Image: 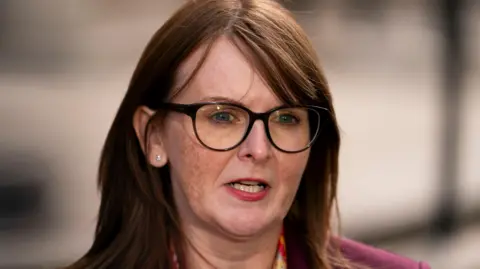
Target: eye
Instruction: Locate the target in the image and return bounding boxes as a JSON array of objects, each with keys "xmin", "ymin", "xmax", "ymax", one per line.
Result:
[
  {"xmin": 275, "ymin": 113, "xmax": 299, "ymax": 124},
  {"xmin": 210, "ymin": 111, "xmax": 235, "ymax": 123}
]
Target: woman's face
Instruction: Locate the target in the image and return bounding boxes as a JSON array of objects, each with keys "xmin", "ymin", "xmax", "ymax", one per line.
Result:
[{"xmin": 150, "ymin": 37, "xmax": 310, "ymax": 237}]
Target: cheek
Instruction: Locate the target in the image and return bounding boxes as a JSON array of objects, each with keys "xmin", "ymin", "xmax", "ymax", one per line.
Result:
[
  {"xmin": 164, "ymin": 120, "xmax": 229, "ymax": 201},
  {"xmin": 278, "ymin": 151, "xmax": 309, "ymax": 182},
  {"xmin": 276, "ymin": 151, "xmax": 309, "ymax": 201}
]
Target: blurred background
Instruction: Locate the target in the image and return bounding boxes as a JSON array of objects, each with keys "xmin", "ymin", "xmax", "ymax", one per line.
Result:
[{"xmin": 0, "ymin": 0, "xmax": 478, "ymax": 268}]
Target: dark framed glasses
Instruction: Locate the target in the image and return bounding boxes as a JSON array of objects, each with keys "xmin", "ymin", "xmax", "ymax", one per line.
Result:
[{"xmin": 157, "ymin": 102, "xmax": 330, "ymax": 153}]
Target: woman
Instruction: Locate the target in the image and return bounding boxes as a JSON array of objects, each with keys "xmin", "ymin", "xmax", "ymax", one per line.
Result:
[{"xmin": 66, "ymin": 0, "xmax": 430, "ymax": 268}]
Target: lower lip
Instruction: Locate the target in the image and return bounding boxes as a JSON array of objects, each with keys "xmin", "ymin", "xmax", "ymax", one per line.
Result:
[{"xmin": 225, "ymin": 184, "xmax": 269, "ymax": 202}]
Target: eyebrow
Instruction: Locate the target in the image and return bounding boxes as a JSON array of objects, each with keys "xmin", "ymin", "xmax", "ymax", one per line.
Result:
[
  {"xmin": 199, "ymin": 96, "xmax": 246, "ymax": 106},
  {"xmin": 199, "ymin": 96, "xmax": 288, "ymax": 111}
]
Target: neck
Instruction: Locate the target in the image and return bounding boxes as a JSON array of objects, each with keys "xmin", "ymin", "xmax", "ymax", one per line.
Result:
[{"xmin": 179, "ymin": 222, "xmax": 283, "ymax": 269}]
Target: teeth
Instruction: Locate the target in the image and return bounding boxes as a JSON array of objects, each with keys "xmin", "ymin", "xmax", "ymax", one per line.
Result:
[
  {"xmin": 239, "ymin": 181, "xmax": 261, "ymax": 185},
  {"xmin": 230, "ymin": 183, "xmax": 265, "ymax": 193}
]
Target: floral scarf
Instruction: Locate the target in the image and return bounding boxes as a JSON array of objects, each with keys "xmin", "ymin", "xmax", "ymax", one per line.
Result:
[{"xmin": 172, "ymin": 228, "xmax": 287, "ymax": 269}]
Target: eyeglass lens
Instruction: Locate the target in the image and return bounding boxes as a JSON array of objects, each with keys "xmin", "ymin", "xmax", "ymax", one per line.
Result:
[{"xmin": 193, "ymin": 104, "xmax": 320, "ymax": 152}]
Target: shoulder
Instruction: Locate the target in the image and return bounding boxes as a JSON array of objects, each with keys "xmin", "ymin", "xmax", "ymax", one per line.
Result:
[
  {"xmin": 336, "ymin": 237, "xmax": 431, "ymax": 269},
  {"xmin": 283, "ymin": 224, "xmax": 431, "ymax": 269}
]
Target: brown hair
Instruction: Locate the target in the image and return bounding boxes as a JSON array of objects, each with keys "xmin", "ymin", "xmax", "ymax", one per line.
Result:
[{"xmin": 66, "ymin": 0, "xmax": 350, "ymax": 268}]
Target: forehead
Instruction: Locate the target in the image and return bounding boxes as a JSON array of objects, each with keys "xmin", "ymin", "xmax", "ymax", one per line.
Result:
[{"xmin": 172, "ymin": 36, "xmax": 282, "ymax": 108}]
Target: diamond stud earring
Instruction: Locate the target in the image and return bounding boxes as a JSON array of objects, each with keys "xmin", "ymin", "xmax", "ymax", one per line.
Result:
[{"xmin": 155, "ymin": 155, "xmax": 162, "ymax": 162}]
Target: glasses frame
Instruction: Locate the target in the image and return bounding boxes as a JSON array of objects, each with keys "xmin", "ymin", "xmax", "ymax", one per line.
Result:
[{"xmin": 157, "ymin": 102, "xmax": 330, "ymax": 154}]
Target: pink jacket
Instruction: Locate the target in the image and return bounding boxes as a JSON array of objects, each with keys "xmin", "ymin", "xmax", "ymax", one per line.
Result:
[{"xmin": 285, "ymin": 228, "xmax": 431, "ymax": 269}]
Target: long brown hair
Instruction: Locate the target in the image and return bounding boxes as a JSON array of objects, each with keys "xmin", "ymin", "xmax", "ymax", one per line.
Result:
[{"xmin": 66, "ymin": 0, "xmax": 347, "ymax": 268}]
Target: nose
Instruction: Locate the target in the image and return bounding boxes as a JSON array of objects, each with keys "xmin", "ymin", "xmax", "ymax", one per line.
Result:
[{"xmin": 237, "ymin": 120, "xmax": 272, "ymax": 162}]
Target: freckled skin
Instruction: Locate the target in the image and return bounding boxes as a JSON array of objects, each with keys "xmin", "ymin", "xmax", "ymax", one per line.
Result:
[{"xmin": 158, "ymin": 37, "xmax": 310, "ymax": 239}]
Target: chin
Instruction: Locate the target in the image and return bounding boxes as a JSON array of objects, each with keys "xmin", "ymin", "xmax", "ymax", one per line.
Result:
[{"xmin": 214, "ymin": 210, "xmax": 273, "ymax": 238}]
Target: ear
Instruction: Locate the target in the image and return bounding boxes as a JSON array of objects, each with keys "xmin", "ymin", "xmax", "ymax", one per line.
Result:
[{"xmin": 133, "ymin": 106, "xmax": 168, "ymax": 167}]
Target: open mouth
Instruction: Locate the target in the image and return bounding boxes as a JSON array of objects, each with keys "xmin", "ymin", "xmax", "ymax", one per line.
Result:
[{"xmin": 227, "ymin": 181, "xmax": 268, "ymax": 193}]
